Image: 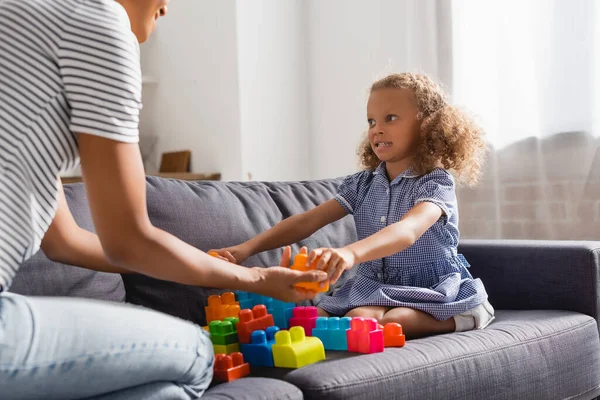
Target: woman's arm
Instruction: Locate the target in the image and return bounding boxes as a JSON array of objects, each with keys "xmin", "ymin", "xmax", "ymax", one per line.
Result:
[
  {"xmin": 212, "ymin": 199, "xmax": 347, "ymax": 264},
  {"xmin": 41, "ymin": 182, "xmax": 130, "ymax": 273},
  {"xmin": 310, "ymin": 202, "xmax": 443, "ymax": 283}
]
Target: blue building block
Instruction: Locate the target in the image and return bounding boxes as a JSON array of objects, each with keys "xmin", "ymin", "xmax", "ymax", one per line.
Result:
[
  {"xmin": 312, "ymin": 317, "xmax": 352, "ymax": 351},
  {"xmin": 267, "ymin": 298, "xmax": 295, "ymax": 329},
  {"xmin": 235, "ymin": 291, "xmax": 254, "ymax": 310},
  {"xmin": 240, "ymin": 326, "xmax": 280, "ymax": 367}
]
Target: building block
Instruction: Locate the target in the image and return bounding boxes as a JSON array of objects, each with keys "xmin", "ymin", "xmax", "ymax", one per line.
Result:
[
  {"xmin": 213, "ymin": 352, "xmax": 250, "ymax": 382},
  {"xmin": 272, "ymin": 326, "xmax": 326, "ymax": 368},
  {"xmin": 209, "ymin": 318, "xmax": 239, "ymax": 346},
  {"xmin": 291, "ymin": 254, "xmax": 329, "ymax": 292},
  {"xmin": 266, "ymin": 298, "xmax": 295, "ymax": 329},
  {"xmin": 205, "ymin": 292, "xmax": 241, "ymax": 324},
  {"xmin": 236, "ymin": 305, "xmax": 275, "ymax": 344},
  {"xmin": 240, "ymin": 326, "xmax": 280, "ymax": 367},
  {"xmin": 213, "ymin": 343, "xmax": 241, "ymax": 355},
  {"xmin": 383, "ymin": 323, "xmax": 406, "ymax": 347},
  {"xmin": 312, "ymin": 317, "xmax": 352, "ymax": 350},
  {"xmin": 202, "ymin": 326, "xmax": 209, "ymax": 331},
  {"xmin": 346, "ymin": 318, "xmax": 384, "ymax": 354},
  {"xmin": 234, "ymin": 291, "xmax": 255, "ymax": 310},
  {"xmin": 289, "ymin": 306, "xmax": 319, "ymax": 336}
]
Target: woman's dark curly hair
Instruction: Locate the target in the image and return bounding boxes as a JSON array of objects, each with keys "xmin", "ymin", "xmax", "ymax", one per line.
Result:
[{"xmin": 359, "ymin": 73, "xmax": 486, "ymax": 186}]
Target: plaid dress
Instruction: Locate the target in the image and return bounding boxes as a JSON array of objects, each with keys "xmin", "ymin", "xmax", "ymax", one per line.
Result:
[{"xmin": 318, "ymin": 163, "xmax": 489, "ymax": 321}]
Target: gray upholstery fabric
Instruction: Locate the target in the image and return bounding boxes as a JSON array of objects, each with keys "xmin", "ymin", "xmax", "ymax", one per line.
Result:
[
  {"xmin": 204, "ymin": 378, "xmax": 303, "ymax": 400},
  {"xmin": 9, "ymin": 183, "xmax": 125, "ymax": 302},
  {"xmin": 459, "ymin": 240, "xmax": 600, "ymax": 330},
  {"xmin": 252, "ymin": 310, "xmax": 600, "ymax": 400},
  {"xmin": 122, "ymin": 177, "xmax": 357, "ymax": 324}
]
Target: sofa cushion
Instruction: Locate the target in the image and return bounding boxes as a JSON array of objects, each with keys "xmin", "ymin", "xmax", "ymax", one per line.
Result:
[
  {"xmin": 251, "ymin": 310, "xmax": 600, "ymax": 400},
  {"xmin": 205, "ymin": 378, "xmax": 303, "ymax": 400},
  {"xmin": 9, "ymin": 183, "xmax": 125, "ymax": 302},
  {"xmin": 122, "ymin": 177, "xmax": 357, "ymax": 324}
]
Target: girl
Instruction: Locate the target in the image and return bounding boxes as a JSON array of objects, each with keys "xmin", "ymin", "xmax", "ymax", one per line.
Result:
[{"xmin": 212, "ymin": 73, "xmax": 494, "ymax": 338}]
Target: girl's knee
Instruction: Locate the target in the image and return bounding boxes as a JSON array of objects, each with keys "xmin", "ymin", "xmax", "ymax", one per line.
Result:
[
  {"xmin": 345, "ymin": 306, "xmax": 388, "ymax": 320},
  {"xmin": 180, "ymin": 328, "xmax": 214, "ymax": 395},
  {"xmin": 316, "ymin": 307, "xmax": 330, "ymax": 317}
]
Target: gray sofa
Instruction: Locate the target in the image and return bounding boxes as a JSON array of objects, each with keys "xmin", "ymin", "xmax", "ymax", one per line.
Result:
[{"xmin": 10, "ymin": 176, "xmax": 600, "ymax": 400}]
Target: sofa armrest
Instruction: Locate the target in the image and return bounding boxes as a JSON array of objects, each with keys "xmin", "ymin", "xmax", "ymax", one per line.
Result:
[{"xmin": 459, "ymin": 240, "xmax": 600, "ymax": 323}]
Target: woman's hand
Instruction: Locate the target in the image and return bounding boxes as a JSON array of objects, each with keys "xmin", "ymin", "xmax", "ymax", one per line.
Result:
[
  {"xmin": 208, "ymin": 244, "xmax": 252, "ymax": 264},
  {"xmin": 308, "ymin": 247, "xmax": 356, "ymax": 285},
  {"xmin": 250, "ymin": 246, "xmax": 327, "ymax": 302}
]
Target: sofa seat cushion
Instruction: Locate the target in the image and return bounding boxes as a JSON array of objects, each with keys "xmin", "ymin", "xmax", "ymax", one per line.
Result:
[
  {"xmin": 252, "ymin": 310, "xmax": 600, "ymax": 400},
  {"xmin": 204, "ymin": 377, "xmax": 303, "ymax": 400}
]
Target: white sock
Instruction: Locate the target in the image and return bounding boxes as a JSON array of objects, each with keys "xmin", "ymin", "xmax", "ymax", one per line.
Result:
[{"xmin": 453, "ymin": 313, "xmax": 476, "ymax": 332}]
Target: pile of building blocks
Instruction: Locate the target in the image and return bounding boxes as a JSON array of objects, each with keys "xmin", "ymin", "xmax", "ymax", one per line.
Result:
[{"xmin": 207, "ymin": 289, "xmax": 407, "ymax": 382}]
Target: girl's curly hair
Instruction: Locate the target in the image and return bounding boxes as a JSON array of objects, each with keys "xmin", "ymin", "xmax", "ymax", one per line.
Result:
[{"xmin": 359, "ymin": 73, "xmax": 486, "ymax": 186}]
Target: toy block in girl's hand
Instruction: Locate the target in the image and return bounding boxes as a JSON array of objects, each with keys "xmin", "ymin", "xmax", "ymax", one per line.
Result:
[
  {"xmin": 289, "ymin": 306, "xmax": 319, "ymax": 336},
  {"xmin": 213, "ymin": 352, "xmax": 250, "ymax": 382},
  {"xmin": 209, "ymin": 318, "xmax": 239, "ymax": 346},
  {"xmin": 272, "ymin": 326, "xmax": 326, "ymax": 368},
  {"xmin": 236, "ymin": 305, "xmax": 275, "ymax": 344},
  {"xmin": 240, "ymin": 326, "xmax": 280, "ymax": 367},
  {"xmin": 312, "ymin": 316, "xmax": 352, "ymax": 350},
  {"xmin": 346, "ymin": 317, "xmax": 384, "ymax": 354},
  {"xmin": 205, "ymin": 292, "xmax": 241, "ymax": 324},
  {"xmin": 383, "ymin": 323, "xmax": 406, "ymax": 347},
  {"xmin": 291, "ymin": 254, "xmax": 329, "ymax": 293}
]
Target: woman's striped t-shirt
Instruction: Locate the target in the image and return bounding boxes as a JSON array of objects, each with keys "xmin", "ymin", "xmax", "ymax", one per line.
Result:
[{"xmin": 0, "ymin": 0, "xmax": 142, "ymax": 290}]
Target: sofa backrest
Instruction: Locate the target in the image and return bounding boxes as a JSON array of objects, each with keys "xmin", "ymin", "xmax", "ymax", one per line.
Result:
[{"xmin": 122, "ymin": 177, "xmax": 357, "ymax": 324}]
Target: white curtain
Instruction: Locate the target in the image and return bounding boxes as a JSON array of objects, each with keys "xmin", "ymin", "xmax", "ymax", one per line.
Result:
[{"xmin": 450, "ymin": 0, "xmax": 600, "ymax": 240}]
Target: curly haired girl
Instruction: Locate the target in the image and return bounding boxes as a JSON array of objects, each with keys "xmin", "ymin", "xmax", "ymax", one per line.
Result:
[{"xmin": 212, "ymin": 72, "xmax": 494, "ymax": 338}]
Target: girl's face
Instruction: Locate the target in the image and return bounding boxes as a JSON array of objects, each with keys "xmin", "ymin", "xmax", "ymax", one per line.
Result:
[
  {"xmin": 366, "ymin": 88, "xmax": 420, "ymax": 166},
  {"xmin": 118, "ymin": 0, "xmax": 169, "ymax": 43}
]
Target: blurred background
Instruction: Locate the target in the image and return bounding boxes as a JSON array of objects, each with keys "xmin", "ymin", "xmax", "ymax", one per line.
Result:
[{"xmin": 135, "ymin": 0, "xmax": 599, "ymax": 241}]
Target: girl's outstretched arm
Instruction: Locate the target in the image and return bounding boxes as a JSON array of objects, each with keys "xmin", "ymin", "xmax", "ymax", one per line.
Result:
[
  {"xmin": 309, "ymin": 202, "xmax": 443, "ymax": 283},
  {"xmin": 211, "ymin": 199, "xmax": 347, "ymax": 264}
]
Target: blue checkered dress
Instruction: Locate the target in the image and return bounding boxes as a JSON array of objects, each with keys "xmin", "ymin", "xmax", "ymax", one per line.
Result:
[{"xmin": 318, "ymin": 163, "xmax": 489, "ymax": 321}]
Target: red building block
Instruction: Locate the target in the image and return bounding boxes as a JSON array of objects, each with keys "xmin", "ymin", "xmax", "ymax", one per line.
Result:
[
  {"xmin": 236, "ymin": 305, "xmax": 275, "ymax": 344},
  {"xmin": 289, "ymin": 306, "xmax": 319, "ymax": 336},
  {"xmin": 383, "ymin": 323, "xmax": 406, "ymax": 347},
  {"xmin": 346, "ymin": 317, "xmax": 384, "ymax": 354},
  {"xmin": 213, "ymin": 352, "xmax": 250, "ymax": 382},
  {"xmin": 205, "ymin": 292, "xmax": 241, "ymax": 324}
]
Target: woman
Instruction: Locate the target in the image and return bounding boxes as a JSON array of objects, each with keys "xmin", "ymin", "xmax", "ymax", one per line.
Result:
[{"xmin": 0, "ymin": 0, "xmax": 326, "ymax": 399}]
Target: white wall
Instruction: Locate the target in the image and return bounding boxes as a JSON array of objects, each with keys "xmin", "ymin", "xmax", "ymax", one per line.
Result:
[
  {"xmin": 236, "ymin": 0, "xmax": 311, "ymax": 181},
  {"xmin": 306, "ymin": 0, "xmax": 447, "ymax": 179},
  {"xmin": 140, "ymin": 0, "xmax": 243, "ymax": 181},
  {"xmin": 140, "ymin": 0, "xmax": 446, "ymax": 181}
]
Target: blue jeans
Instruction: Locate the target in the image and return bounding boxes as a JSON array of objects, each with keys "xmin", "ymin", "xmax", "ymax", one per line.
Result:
[{"xmin": 0, "ymin": 292, "xmax": 214, "ymax": 399}]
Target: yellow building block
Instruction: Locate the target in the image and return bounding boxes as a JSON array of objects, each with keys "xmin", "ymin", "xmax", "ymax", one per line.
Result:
[
  {"xmin": 213, "ymin": 343, "xmax": 241, "ymax": 355},
  {"xmin": 202, "ymin": 326, "xmax": 209, "ymax": 331},
  {"xmin": 272, "ymin": 326, "xmax": 326, "ymax": 368}
]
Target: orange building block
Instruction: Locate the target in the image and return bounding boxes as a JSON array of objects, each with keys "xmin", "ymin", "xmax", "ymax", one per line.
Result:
[
  {"xmin": 236, "ymin": 305, "xmax": 275, "ymax": 344},
  {"xmin": 383, "ymin": 323, "xmax": 406, "ymax": 347},
  {"xmin": 213, "ymin": 352, "xmax": 250, "ymax": 382},
  {"xmin": 205, "ymin": 292, "xmax": 241, "ymax": 324},
  {"xmin": 291, "ymin": 254, "xmax": 329, "ymax": 293}
]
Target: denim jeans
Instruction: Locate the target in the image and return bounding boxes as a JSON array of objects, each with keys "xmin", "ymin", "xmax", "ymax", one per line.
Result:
[{"xmin": 0, "ymin": 292, "xmax": 214, "ymax": 399}]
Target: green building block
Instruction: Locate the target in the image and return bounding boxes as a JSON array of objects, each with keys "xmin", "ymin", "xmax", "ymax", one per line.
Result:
[{"xmin": 209, "ymin": 318, "xmax": 239, "ymax": 346}]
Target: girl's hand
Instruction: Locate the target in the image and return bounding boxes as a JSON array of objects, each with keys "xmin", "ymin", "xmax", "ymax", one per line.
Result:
[
  {"xmin": 308, "ymin": 247, "xmax": 356, "ymax": 285},
  {"xmin": 208, "ymin": 244, "xmax": 251, "ymax": 265},
  {"xmin": 250, "ymin": 245, "xmax": 327, "ymax": 302}
]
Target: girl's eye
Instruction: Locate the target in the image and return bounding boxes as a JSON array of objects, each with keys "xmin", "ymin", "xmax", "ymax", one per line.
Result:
[
  {"xmin": 367, "ymin": 119, "xmax": 376, "ymax": 128},
  {"xmin": 386, "ymin": 114, "xmax": 398, "ymax": 122}
]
